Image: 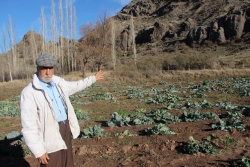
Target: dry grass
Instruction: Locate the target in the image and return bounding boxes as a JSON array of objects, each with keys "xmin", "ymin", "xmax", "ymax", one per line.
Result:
[
  {"xmin": 161, "ymin": 68, "xmax": 250, "ymax": 82},
  {"xmin": 109, "ymin": 67, "xmax": 250, "ymax": 83},
  {"xmin": 0, "ymin": 80, "xmax": 30, "ymax": 101},
  {"xmin": 0, "ymin": 68, "xmax": 250, "ymax": 101},
  {"xmin": 0, "ymin": 71, "xmax": 112, "ymax": 101}
]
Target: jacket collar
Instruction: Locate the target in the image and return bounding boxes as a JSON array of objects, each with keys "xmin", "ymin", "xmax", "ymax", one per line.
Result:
[{"xmin": 32, "ymin": 73, "xmax": 55, "ymax": 90}]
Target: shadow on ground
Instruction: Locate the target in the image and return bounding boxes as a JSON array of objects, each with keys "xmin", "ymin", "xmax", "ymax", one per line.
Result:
[{"xmin": 0, "ymin": 138, "xmax": 30, "ymax": 167}]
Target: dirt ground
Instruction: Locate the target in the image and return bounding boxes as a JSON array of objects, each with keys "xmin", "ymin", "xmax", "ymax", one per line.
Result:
[
  {"xmin": 1, "ymin": 72, "xmax": 250, "ymax": 167},
  {"xmin": 6, "ymin": 117, "xmax": 250, "ymax": 167}
]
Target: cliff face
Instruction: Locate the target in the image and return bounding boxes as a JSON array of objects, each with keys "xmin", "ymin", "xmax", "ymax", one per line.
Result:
[{"xmin": 115, "ymin": 0, "xmax": 250, "ymax": 50}]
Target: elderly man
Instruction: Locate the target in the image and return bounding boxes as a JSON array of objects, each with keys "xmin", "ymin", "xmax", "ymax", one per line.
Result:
[{"xmin": 20, "ymin": 54, "xmax": 104, "ymax": 167}]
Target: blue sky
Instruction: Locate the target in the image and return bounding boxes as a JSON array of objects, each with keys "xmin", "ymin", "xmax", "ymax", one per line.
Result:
[{"xmin": 0, "ymin": 0, "xmax": 132, "ymax": 45}]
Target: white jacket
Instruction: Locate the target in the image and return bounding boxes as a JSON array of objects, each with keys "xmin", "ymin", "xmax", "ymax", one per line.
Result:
[{"xmin": 20, "ymin": 73, "xmax": 96, "ymax": 158}]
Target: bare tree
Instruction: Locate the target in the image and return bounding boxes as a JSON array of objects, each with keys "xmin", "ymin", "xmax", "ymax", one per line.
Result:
[
  {"xmin": 22, "ymin": 38, "xmax": 30, "ymax": 79},
  {"xmin": 73, "ymin": 6, "xmax": 77, "ymax": 71},
  {"xmin": 94, "ymin": 11, "xmax": 111, "ymax": 71},
  {"xmin": 65, "ymin": 0, "xmax": 70, "ymax": 72},
  {"xmin": 110, "ymin": 18, "xmax": 116, "ymax": 70},
  {"xmin": 50, "ymin": 0, "xmax": 56, "ymax": 56},
  {"xmin": 59, "ymin": 0, "xmax": 64, "ymax": 75},
  {"xmin": 40, "ymin": 7, "xmax": 46, "ymax": 54},
  {"xmin": 2, "ymin": 24, "xmax": 12, "ymax": 81},
  {"xmin": 13, "ymin": 20, "xmax": 19, "ymax": 76},
  {"xmin": 77, "ymin": 41, "xmax": 97, "ymax": 77},
  {"xmin": 80, "ymin": 22, "xmax": 94, "ymax": 37},
  {"xmin": 0, "ymin": 51, "xmax": 5, "ymax": 81},
  {"xmin": 8, "ymin": 16, "xmax": 18, "ymax": 78},
  {"xmin": 79, "ymin": 22, "xmax": 96, "ymax": 77},
  {"xmin": 0, "ymin": 55, "xmax": 5, "ymax": 81},
  {"xmin": 130, "ymin": 15, "xmax": 137, "ymax": 65},
  {"xmin": 79, "ymin": 11, "xmax": 113, "ymax": 72},
  {"xmin": 30, "ymin": 27, "xmax": 38, "ymax": 65},
  {"xmin": 69, "ymin": 0, "xmax": 74, "ymax": 71}
]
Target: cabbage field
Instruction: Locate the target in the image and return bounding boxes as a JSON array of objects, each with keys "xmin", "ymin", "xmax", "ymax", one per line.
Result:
[{"xmin": 1, "ymin": 77, "xmax": 250, "ymax": 166}]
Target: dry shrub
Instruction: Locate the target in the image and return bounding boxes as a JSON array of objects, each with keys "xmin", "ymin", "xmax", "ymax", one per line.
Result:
[
  {"xmin": 111, "ymin": 67, "xmax": 250, "ymax": 84},
  {"xmin": 162, "ymin": 56, "xmax": 178, "ymax": 70},
  {"xmin": 163, "ymin": 52, "xmax": 216, "ymax": 70},
  {"xmin": 111, "ymin": 53, "xmax": 222, "ymax": 82},
  {"xmin": 158, "ymin": 68, "xmax": 250, "ymax": 83},
  {"xmin": 137, "ymin": 56, "xmax": 163, "ymax": 71},
  {"xmin": 110, "ymin": 64, "xmax": 143, "ymax": 82},
  {"xmin": 137, "ymin": 56, "xmax": 164, "ymax": 79}
]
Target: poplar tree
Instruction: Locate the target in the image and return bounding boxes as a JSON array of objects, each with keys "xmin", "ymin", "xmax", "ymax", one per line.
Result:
[
  {"xmin": 2, "ymin": 25, "xmax": 12, "ymax": 81},
  {"xmin": 111, "ymin": 18, "xmax": 116, "ymax": 70},
  {"xmin": 8, "ymin": 16, "xmax": 17, "ymax": 78},
  {"xmin": 73, "ymin": 6, "xmax": 77, "ymax": 71},
  {"xmin": 22, "ymin": 39, "xmax": 30, "ymax": 79},
  {"xmin": 40, "ymin": 7, "xmax": 46, "ymax": 54},
  {"xmin": 130, "ymin": 15, "xmax": 137, "ymax": 65},
  {"xmin": 59, "ymin": 0, "xmax": 64, "ymax": 74},
  {"xmin": 70, "ymin": 0, "xmax": 73, "ymax": 71},
  {"xmin": 50, "ymin": 0, "xmax": 56, "ymax": 57},
  {"xmin": 65, "ymin": 0, "xmax": 70, "ymax": 72},
  {"xmin": 30, "ymin": 28, "xmax": 38, "ymax": 65}
]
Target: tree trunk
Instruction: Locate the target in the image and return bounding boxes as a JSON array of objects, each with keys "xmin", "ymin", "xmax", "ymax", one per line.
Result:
[
  {"xmin": 130, "ymin": 15, "xmax": 137, "ymax": 66},
  {"xmin": 111, "ymin": 18, "xmax": 116, "ymax": 70}
]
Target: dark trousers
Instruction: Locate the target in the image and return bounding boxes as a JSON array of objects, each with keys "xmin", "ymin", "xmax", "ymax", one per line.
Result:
[{"xmin": 40, "ymin": 121, "xmax": 74, "ymax": 167}]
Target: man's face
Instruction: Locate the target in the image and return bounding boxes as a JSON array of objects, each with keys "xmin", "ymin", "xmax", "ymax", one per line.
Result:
[{"xmin": 38, "ymin": 66, "xmax": 54, "ymax": 83}]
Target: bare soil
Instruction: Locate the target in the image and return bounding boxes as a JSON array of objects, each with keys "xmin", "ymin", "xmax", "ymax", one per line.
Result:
[
  {"xmin": 8, "ymin": 117, "xmax": 250, "ymax": 167},
  {"xmin": 1, "ymin": 71, "xmax": 250, "ymax": 167}
]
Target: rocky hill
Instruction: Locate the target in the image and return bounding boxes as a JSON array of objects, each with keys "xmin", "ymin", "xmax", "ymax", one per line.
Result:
[
  {"xmin": 15, "ymin": 0, "xmax": 250, "ymax": 56},
  {"xmin": 115, "ymin": 0, "xmax": 250, "ymax": 50}
]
